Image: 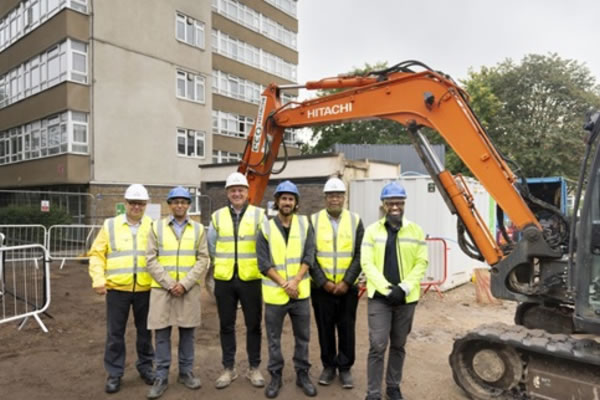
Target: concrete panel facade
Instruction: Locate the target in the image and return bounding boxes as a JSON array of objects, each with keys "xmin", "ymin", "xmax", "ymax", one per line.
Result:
[
  {"xmin": 0, "ymin": 82, "xmax": 89, "ymax": 130},
  {"xmin": 90, "ymin": 0, "xmax": 212, "ymax": 186},
  {"xmin": 212, "ymin": 13, "xmax": 297, "ymax": 63},
  {"xmin": 0, "ymin": 154, "xmax": 90, "ymax": 188},
  {"xmin": 241, "ymin": 0, "xmax": 297, "ymax": 30},
  {"xmin": 0, "ymin": 9, "xmax": 89, "ymax": 74},
  {"xmin": 0, "ymin": 0, "xmax": 21, "ymax": 19}
]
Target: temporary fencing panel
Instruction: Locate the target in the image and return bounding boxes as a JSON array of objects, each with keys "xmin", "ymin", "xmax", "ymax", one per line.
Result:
[
  {"xmin": 0, "ymin": 243, "xmax": 51, "ymax": 332},
  {"xmin": 0, "ymin": 189, "xmax": 96, "ymax": 225},
  {"xmin": 421, "ymin": 238, "xmax": 448, "ymax": 298},
  {"xmin": 47, "ymin": 225, "xmax": 101, "ymax": 268},
  {"xmin": 0, "ymin": 225, "xmax": 47, "ymax": 255}
]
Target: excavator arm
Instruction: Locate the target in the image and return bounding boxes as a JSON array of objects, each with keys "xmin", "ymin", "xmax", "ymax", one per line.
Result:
[
  {"xmin": 239, "ymin": 63, "xmax": 554, "ymax": 267},
  {"xmin": 236, "ymin": 61, "xmax": 600, "ymax": 399}
]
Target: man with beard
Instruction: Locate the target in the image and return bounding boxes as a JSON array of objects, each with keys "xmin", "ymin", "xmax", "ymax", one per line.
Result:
[
  {"xmin": 145, "ymin": 186, "xmax": 210, "ymax": 399},
  {"xmin": 361, "ymin": 182, "xmax": 429, "ymax": 400},
  {"xmin": 310, "ymin": 177, "xmax": 363, "ymax": 389},
  {"xmin": 256, "ymin": 180, "xmax": 318, "ymax": 398}
]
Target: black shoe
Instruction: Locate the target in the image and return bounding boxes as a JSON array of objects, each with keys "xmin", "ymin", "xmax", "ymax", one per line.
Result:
[
  {"xmin": 178, "ymin": 371, "xmax": 202, "ymax": 390},
  {"xmin": 139, "ymin": 370, "xmax": 155, "ymax": 386},
  {"xmin": 339, "ymin": 369, "xmax": 353, "ymax": 389},
  {"xmin": 265, "ymin": 373, "xmax": 282, "ymax": 399},
  {"xmin": 296, "ymin": 370, "xmax": 317, "ymax": 397},
  {"xmin": 386, "ymin": 386, "xmax": 404, "ymax": 400},
  {"xmin": 105, "ymin": 376, "xmax": 121, "ymax": 394},
  {"xmin": 147, "ymin": 378, "xmax": 168, "ymax": 399},
  {"xmin": 318, "ymin": 367, "xmax": 336, "ymax": 385},
  {"xmin": 365, "ymin": 396, "xmax": 382, "ymax": 400}
]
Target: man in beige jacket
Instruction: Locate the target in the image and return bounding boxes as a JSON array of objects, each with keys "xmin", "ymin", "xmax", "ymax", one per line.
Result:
[{"xmin": 145, "ymin": 186, "xmax": 210, "ymax": 399}]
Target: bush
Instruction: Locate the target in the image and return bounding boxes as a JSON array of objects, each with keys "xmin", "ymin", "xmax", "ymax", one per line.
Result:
[{"xmin": 0, "ymin": 205, "xmax": 73, "ymax": 228}]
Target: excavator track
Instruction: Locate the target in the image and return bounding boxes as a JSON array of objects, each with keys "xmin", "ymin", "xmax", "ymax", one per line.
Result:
[{"xmin": 449, "ymin": 322, "xmax": 600, "ymax": 399}]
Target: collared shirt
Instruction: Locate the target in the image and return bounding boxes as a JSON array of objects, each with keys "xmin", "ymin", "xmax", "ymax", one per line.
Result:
[{"xmin": 169, "ymin": 215, "xmax": 189, "ymax": 239}]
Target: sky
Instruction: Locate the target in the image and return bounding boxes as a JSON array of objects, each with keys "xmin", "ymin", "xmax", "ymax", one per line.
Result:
[{"xmin": 296, "ymin": 0, "xmax": 600, "ymax": 91}]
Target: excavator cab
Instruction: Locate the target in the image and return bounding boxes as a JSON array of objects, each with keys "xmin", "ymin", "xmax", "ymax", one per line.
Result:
[{"xmin": 574, "ymin": 111, "xmax": 600, "ymax": 333}]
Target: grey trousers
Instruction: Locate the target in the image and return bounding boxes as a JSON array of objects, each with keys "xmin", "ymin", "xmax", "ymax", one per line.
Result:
[
  {"xmin": 366, "ymin": 298, "xmax": 416, "ymax": 397},
  {"xmin": 154, "ymin": 326, "xmax": 195, "ymax": 379},
  {"xmin": 265, "ymin": 299, "xmax": 311, "ymax": 374}
]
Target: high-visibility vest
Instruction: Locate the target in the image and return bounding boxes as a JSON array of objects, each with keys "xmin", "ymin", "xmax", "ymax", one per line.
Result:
[
  {"xmin": 105, "ymin": 214, "xmax": 153, "ymax": 290},
  {"xmin": 261, "ymin": 214, "xmax": 310, "ymax": 305},
  {"xmin": 311, "ymin": 209, "xmax": 359, "ymax": 283},
  {"xmin": 361, "ymin": 217, "xmax": 428, "ymax": 303},
  {"xmin": 212, "ymin": 205, "xmax": 264, "ymax": 281},
  {"xmin": 150, "ymin": 218, "xmax": 202, "ymax": 288}
]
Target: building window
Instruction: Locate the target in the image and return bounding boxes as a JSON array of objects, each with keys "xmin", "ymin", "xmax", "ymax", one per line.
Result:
[
  {"xmin": 212, "ymin": 110, "xmax": 254, "ymax": 138},
  {"xmin": 175, "ymin": 12, "xmax": 205, "ymax": 49},
  {"xmin": 212, "ymin": 150, "xmax": 241, "ymax": 164},
  {"xmin": 0, "ymin": 0, "xmax": 89, "ymax": 52},
  {"xmin": 0, "ymin": 39, "xmax": 88, "ymax": 110},
  {"xmin": 176, "ymin": 128, "xmax": 205, "ymax": 158},
  {"xmin": 211, "ymin": 30, "xmax": 296, "ymax": 81},
  {"xmin": 212, "ymin": 0, "xmax": 296, "ymax": 49},
  {"xmin": 176, "ymin": 70, "xmax": 205, "ymax": 103},
  {"xmin": 187, "ymin": 187, "xmax": 202, "ymax": 215},
  {"xmin": 212, "ymin": 70, "xmax": 262, "ymax": 104},
  {"xmin": 0, "ymin": 110, "xmax": 88, "ymax": 165},
  {"xmin": 264, "ymin": 0, "xmax": 297, "ymax": 17}
]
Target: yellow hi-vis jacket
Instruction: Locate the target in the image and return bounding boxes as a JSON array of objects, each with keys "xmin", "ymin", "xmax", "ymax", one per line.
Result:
[
  {"xmin": 260, "ymin": 214, "xmax": 310, "ymax": 305},
  {"xmin": 360, "ymin": 217, "xmax": 428, "ymax": 303},
  {"xmin": 150, "ymin": 218, "xmax": 203, "ymax": 288},
  {"xmin": 89, "ymin": 214, "xmax": 153, "ymax": 291},
  {"xmin": 311, "ymin": 209, "xmax": 359, "ymax": 283},
  {"xmin": 211, "ymin": 205, "xmax": 265, "ymax": 281}
]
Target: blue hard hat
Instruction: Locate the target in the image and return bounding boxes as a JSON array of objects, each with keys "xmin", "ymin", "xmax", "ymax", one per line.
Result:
[
  {"xmin": 167, "ymin": 186, "xmax": 191, "ymax": 202},
  {"xmin": 274, "ymin": 180, "xmax": 300, "ymax": 197},
  {"xmin": 380, "ymin": 182, "xmax": 407, "ymax": 200}
]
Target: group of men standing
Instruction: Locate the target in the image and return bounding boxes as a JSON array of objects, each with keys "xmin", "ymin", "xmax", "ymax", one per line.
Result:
[{"xmin": 89, "ymin": 173, "xmax": 428, "ymax": 400}]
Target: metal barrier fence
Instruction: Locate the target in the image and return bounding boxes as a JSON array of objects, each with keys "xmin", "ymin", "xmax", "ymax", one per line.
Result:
[
  {"xmin": 0, "ymin": 189, "xmax": 96, "ymax": 225},
  {"xmin": 0, "ymin": 242, "xmax": 51, "ymax": 332},
  {"xmin": 421, "ymin": 237, "xmax": 448, "ymax": 298},
  {"xmin": 47, "ymin": 225, "xmax": 101, "ymax": 268},
  {"xmin": 0, "ymin": 225, "xmax": 47, "ymax": 261}
]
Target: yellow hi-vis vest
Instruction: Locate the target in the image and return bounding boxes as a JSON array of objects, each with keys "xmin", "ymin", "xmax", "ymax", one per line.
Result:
[
  {"xmin": 311, "ymin": 209, "xmax": 359, "ymax": 283},
  {"xmin": 150, "ymin": 218, "xmax": 202, "ymax": 288},
  {"xmin": 261, "ymin": 214, "xmax": 310, "ymax": 305},
  {"xmin": 105, "ymin": 214, "xmax": 153, "ymax": 290},
  {"xmin": 212, "ymin": 205, "xmax": 264, "ymax": 281}
]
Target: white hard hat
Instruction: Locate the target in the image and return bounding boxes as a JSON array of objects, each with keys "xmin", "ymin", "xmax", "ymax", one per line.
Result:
[
  {"xmin": 323, "ymin": 177, "xmax": 346, "ymax": 193},
  {"xmin": 124, "ymin": 184, "xmax": 149, "ymax": 201},
  {"xmin": 225, "ymin": 172, "xmax": 249, "ymax": 189}
]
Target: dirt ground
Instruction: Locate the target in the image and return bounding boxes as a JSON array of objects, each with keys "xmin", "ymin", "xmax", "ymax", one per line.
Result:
[{"xmin": 0, "ymin": 263, "xmax": 516, "ymax": 400}]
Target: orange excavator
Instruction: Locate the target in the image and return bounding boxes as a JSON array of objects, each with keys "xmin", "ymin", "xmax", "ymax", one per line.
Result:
[{"xmin": 236, "ymin": 60, "xmax": 600, "ymax": 399}]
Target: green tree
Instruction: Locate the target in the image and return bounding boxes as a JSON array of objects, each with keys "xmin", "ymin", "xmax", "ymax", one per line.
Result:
[{"xmin": 462, "ymin": 54, "xmax": 600, "ymax": 181}]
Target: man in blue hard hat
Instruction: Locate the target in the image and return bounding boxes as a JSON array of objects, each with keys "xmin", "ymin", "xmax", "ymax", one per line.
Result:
[
  {"xmin": 256, "ymin": 180, "xmax": 318, "ymax": 398},
  {"xmin": 145, "ymin": 186, "xmax": 210, "ymax": 399},
  {"xmin": 361, "ymin": 182, "xmax": 429, "ymax": 400}
]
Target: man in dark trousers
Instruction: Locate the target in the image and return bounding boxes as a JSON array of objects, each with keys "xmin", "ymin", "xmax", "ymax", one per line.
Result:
[
  {"xmin": 208, "ymin": 172, "xmax": 266, "ymax": 389},
  {"xmin": 361, "ymin": 182, "xmax": 429, "ymax": 400},
  {"xmin": 257, "ymin": 180, "xmax": 318, "ymax": 399},
  {"xmin": 310, "ymin": 177, "xmax": 363, "ymax": 389}
]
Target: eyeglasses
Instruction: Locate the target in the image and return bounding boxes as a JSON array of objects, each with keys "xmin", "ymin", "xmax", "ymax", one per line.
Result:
[
  {"xmin": 325, "ymin": 193, "xmax": 345, "ymax": 199},
  {"xmin": 127, "ymin": 201, "xmax": 147, "ymax": 207},
  {"xmin": 384, "ymin": 201, "xmax": 405, "ymax": 209}
]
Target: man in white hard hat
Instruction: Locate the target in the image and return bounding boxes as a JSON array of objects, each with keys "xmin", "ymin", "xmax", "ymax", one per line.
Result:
[
  {"xmin": 310, "ymin": 177, "xmax": 364, "ymax": 390},
  {"xmin": 207, "ymin": 172, "xmax": 267, "ymax": 389},
  {"xmin": 89, "ymin": 184, "xmax": 155, "ymax": 394}
]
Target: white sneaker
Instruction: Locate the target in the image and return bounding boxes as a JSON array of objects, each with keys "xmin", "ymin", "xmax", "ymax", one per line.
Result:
[
  {"xmin": 245, "ymin": 367, "xmax": 265, "ymax": 388},
  {"xmin": 215, "ymin": 368, "xmax": 238, "ymax": 389}
]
